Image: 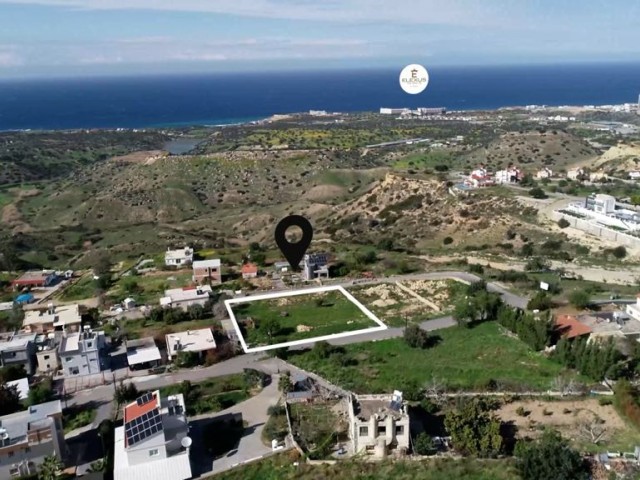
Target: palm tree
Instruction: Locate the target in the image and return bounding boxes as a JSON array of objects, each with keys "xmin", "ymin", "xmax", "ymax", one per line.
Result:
[{"xmin": 38, "ymin": 454, "xmax": 62, "ymax": 480}]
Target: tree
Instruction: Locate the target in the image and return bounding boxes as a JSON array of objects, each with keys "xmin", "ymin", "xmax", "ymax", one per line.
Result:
[
  {"xmin": 187, "ymin": 303, "xmax": 205, "ymax": 320},
  {"xmin": 90, "ymin": 251, "xmax": 112, "ymax": 276},
  {"xmin": 175, "ymin": 350, "xmax": 200, "ymax": 368},
  {"xmin": 115, "ymin": 381, "xmax": 138, "ymax": 405},
  {"xmin": 0, "ymin": 364, "xmax": 27, "ymax": 383},
  {"xmin": 611, "ymin": 245, "xmax": 627, "ymax": 259},
  {"xmin": 453, "ymin": 300, "xmax": 478, "ymax": 328},
  {"xmin": 29, "ymin": 378, "xmax": 54, "ymax": 406},
  {"xmin": 414, "ymin": 432, "xmax": 436, "ymax": 455},
  {"xmin": 403, "ymin": 324, "xmax": 431, "ymax": 349},
  {"xmin": 122, "ymin": 278, "xmax": 140, "ymax": 295},
  {"xmin": 278, "ymin": 371, "xmax": 292, "ymax": 393},
  {"xmin": 527, "ymin": 291, "xmax": 553, "ymax": 311},
  {"xmin": 38, "ymin": 454, "xmax": 63, "ymax": 480},
  {"xmin": 444, "ymin": 398, "xmax": 503, "ymax": 457},
  {"xmin": 262, "ymin": 318, "xmax": 281, "ymax": 341},
  {"xmin": 516, "ymin": 430, "xmax": 589, "ymax": 480},
  {"xmin": 0, "ymin": 384, "xmax": 21, "ymax": 416},
  {"xmin": 528, "ymin": 187, "xmax": 548, "ymax": 199},
  {"xmin": 568, "ymin": 290, "xmax": 591, "ymax": 309}
]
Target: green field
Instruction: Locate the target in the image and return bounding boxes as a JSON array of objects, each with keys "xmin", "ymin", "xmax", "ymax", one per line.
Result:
[
  {"xmin": 231, "ymin": 289, "xmax": 379, "ymax": 348},
  {"xmin": 209, "ymin": 452, "xmax": 520, "ymax": 480},
  {"xmin": 289, "ymin": 322, "xmax": 576, "ymax": 393}
]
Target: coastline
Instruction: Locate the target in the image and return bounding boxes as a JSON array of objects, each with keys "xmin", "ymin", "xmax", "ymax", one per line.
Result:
[{"xmin": 1, "ymin": 101, "xmax": 637, "ymax": 134}]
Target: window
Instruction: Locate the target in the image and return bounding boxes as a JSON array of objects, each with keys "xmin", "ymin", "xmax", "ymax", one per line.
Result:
[
  {"xmin": 25, "ymin": 447, "xmax": 31, "ymax": 453},
  {"xmin": 87, "ymin": 342, "xmax": 92, "ymax": 348},
  {"xmin": 69, "ymin": 367, "xmax": 79, "ymax": 375},
  {"xmin": 8, "ymin": 451, "xmax": 14, "ymax": 457},
  {"xmin": 378, "ymin": 425, "xmax": 386, "ymax": 435},
  {"xmin": 65, "ymin": 357, "xmax": 73, "ymax": 362},
  {"xmin": 149, "ymin": 449, "xmax": 159, "ymax": 457},
  {"xmin": 395, "ymin": 425, "xmax": 405, "ymax": 436},
  {"xmin": 43, "ymin": 355, "xmax": 50, "ymax": 360},
  {"xmin": 359, "ymin": 426, "xmax": 368, "ymax": 437}
]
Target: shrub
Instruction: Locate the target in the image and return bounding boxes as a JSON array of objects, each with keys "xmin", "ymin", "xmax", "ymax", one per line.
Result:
[
  {"xmin": 443, "ymin": 236, "xmax": 454, "ymax": 245},
  {"xmin": 516, "ymin": 406, "xmax": 527, "ymax": 417},
  {"xmin": 557, "ymin": 218, "xmax": 570, "ymax": 229},
  {"xmin": 414, "ymin": 432, "xmax": 436, "ymax": 455},
  {"xmin": 403, "ymin": 324, "xmax": 431, "ymax": 349},
  {"xmin": 598, "ymin": 397, "xmax": 613, "ymax": 406}
]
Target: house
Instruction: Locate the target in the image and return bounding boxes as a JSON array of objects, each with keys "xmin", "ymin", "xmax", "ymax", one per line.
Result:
[
  {"xmin": 113, "ymin": 390, "xmax": 192, "ymax": 480},
  {"xmin": 300, "ymin": 253, "xmax": 329, "ymax": 281},
  {"xmin": 11, "ymin": 271, "xmax": 57, "ymax": 290},
  {"xmin": 0, "ymin": 332, "xmax": 37, "ymax": 375},
  {"xmin": 629, "ymin": 171, "xmax": 640, "ymax": 180},
  {"xmin": 22, "ymin": 304, "xmax": 82, "ymax": 334},
  {"xmin": 35, "ymin": 334, "xmax": 60, "ymax": 374},
  {"xmin": 58, "ymin": 328, "xmax": 109, "ymax": 377},
  {"xmin": 123, "ymin": 298, "xmax": 136, "ymax": 310},
  {"xmin": 192, "ymin": 259, "xmax": 222, "ymax": 284},
  {"xmin": 495, "ymin": 165, "xmax": 521, "ymax": 184},
  {"xmin": 626, "ymin": 295, "xmax": 640, "ymax": 322},
  {"xmin": 348, "ymin": 391, "xmax": 410, "ymax": 457},
  {"xmin": 241, "ymin": 263, "xmax": 258, "ymax": 279},
  {"xmin": 160, "ymin": 285, "xmax": 212, "ymax": 311},
  {"xmin": 165, "ymin": 328, "xmax": 216, "ymax": 362},
  {"xmin": 126, "ymin": 337, "xmax": 162, "ymax": 371},
  {"xmin": 554, "ymin": 314, "xmax": 593, "ymax": 340},
  {"xmin": 286, "ymin": 374, "xmax": 316, "ymax": 404},
  {"xmin": 0, "ymin": 400, "xmax": 68, "ymax": 479},
  {"xmin": 590, "ymin": 171, "xmax": 608, "ymax": 182},
  {"xmin": 6, "ymin": 378, "xmax": 29, "ymax": 400},
  {"xmin": 536, "ymin": 168, "xmax": 553, "ymax": 179},
  {"xmin": 164, "ymin": 247, "xmax": 194, "ymax": 268},
  {"xmin": 567, "ymin": 168, "xmax": 585, "ymax": 180},
  {"xmin": 273, "ymin": 261, "xmax": 290, "ymax": 275}
]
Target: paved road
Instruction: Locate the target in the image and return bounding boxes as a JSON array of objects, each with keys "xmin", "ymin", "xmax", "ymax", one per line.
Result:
[{"xmin": 191, "ymin": 376, "xmax": 282, "ymax": 477}]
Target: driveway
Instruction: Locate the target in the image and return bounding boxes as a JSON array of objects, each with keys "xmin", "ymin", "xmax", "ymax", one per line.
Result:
[{"xmin": 190, "ymin": 376, "xmax": 282, "ymax": 477}]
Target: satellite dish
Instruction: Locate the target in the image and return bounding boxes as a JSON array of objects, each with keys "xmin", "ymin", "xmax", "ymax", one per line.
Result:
[{"xmin": 181, "ymin": 436, "xmax": 192, "ymax": 448}]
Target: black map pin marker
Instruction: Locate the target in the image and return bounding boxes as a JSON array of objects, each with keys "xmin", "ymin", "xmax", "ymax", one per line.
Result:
[{"xmin": 275, "ymin": 215, "xmax": 313, "ymax": 271}]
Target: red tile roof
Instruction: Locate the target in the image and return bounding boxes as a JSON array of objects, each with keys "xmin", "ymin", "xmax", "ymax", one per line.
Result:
[
  {"xmin": 555, "ymin": 315, "xmax": 592, "ymax": 339},
  {"xmin": 124, "ymin": 393, "xmax": 158, "ymax": 425},
  {"xmin": 242, "ymin": 263, "xmax": 258, "ymax": 274}
]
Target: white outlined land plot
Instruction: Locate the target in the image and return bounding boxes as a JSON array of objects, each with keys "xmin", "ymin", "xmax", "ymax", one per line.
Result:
[{"xmin": 224, "ymin": 285, "xmax": 387, "ymax": 353}]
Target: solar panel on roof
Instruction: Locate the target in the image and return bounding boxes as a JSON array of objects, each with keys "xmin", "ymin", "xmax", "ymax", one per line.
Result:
[
  {"xmin": 136, "ymin": 392, "xmax": 153, "ymax": 406},
  {"xmin": 125, "ymin": 407, "xmax": 164, "ymax": 447}
]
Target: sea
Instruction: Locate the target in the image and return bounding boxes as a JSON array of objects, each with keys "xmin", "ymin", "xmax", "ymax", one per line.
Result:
[{"xmin": 0, "ymin": 63, "xmax": 639, "ymax": 131}]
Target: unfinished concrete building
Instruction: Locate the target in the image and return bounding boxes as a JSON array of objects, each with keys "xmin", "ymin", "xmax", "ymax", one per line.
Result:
[{"xmin": 348, "ymin": 391, "xmax": 410, "ymax": 458}]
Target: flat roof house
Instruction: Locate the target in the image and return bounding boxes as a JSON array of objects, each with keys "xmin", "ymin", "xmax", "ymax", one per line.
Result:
[
  {"xmin": 241, "ymin": 263, "xmax": 258, "ymax": 279},
  {"xmin": 301, "ymin": 253, "xmax": 329, "ymax": 281},
  {"xmin": 348, "ymin": 391, "xmax": 410, "ymax": 458},
  {"xmin": 160, "ymin": 285, "xmax": 212, "ymax": 311},
  {"xmin": 164, "ymin": 247, "xmax": 194, "ymax": 268},
  {"xmin": 58, "ymin": 329, "xmax": 109, "ymax": 377},
  {"xmin": 0, "ymin": 332, "xmax": 37, "ymax": 376},
  {"xmin": 11, "ymin": 271, "xmax": 57, "ymax": 290},
  {"xmin": 35, "ymin": 334, "xmax": 60, "ymax": 374},
  {"xmin": 22, "ymin": 304, "xmax": 82, "ymax": 334},
  {"xmin": 0, "ymin": 400, "xmax": 68, "ymax": 479},
  {"xmin": 165, "ymin": 328, "xmax": 216, "ymax": 361},
  {"xmin": 126, "ymin": 337, "xmax": 162, "ymax": 371},
  {"xmin": 114, "ymin": 390, "xmax": 192, "ymax": 480},
  {"xmin": 192, "ymin": 259, "xmax": 222, "ymax": 285}
]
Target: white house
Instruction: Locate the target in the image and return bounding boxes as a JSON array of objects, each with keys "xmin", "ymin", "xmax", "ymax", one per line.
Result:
[
  {"xmin": 114, "ymin": 391, "xmax": 192, "ymax": 480},
  {"xmin": 164, "ymin": 247, "xmax": 194, "ymax": 267},
  {"xmin": 626, "ymin": 295, "xmax": 640, "ymax": 322},
  {"xmin": 536, "ymin": 168, "xmax": 553, "ymax": 179},
  {"xmin": 629, "ymin": 171, "xmax": 640, "ymax": 180},
  {"xmin": 160, "ymin": 285, "xmax": 212, "ymax": 311},
  {"xmin": 567, "ymin": 168, "xmax": 585, "ymax": 180},
  {"xmin": 165, "ymin": 328, "xmax": 216, "ymax": 361}
]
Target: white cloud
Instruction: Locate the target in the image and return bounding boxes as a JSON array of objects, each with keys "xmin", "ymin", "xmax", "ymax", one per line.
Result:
[{"xmin": 0, "ymin": 0, "xmax": 520, "ymax": 27}]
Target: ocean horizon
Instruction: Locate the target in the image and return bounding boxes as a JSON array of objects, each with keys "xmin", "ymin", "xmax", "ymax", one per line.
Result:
[{"xmin": 0, "ymin": 63, "xmax": 639, "ymax": 131}]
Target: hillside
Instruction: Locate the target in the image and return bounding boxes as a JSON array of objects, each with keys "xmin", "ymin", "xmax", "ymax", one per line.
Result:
[
  {"xmin": 590, "ymin": 143, "xmax": 640, "ymax": 174},
  {"xmin": 464, "ymin": 129, "xmax": 598, "ymax": 172},
  {"xmin": 0, "ymin": 130, "xmax": 169, "ymax": 185}
]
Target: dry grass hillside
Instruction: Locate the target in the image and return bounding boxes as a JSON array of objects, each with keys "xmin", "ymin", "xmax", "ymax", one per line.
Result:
[
  {"xmin": 465, "ymin": 129, "xmax": 598, "ymax": 171},
  {"xmin": 317, "ymin": 174, "xmax": 539, "ymax": 249},
  {"xmin": 590, "ymin": 143, "xmax": 640, "ymax": 174}
]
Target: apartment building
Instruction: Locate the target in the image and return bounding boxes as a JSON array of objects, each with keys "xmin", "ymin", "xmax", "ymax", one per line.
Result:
[
  {"xmin": 58, "ymin": 329, "xmax": 109, "ymax": 377},
  {"xmin": 113, "ymin": 391, "xmax": 192, "ymax": 480},
  {"xmin": 0, "ymin": 400, "xmax": 67, "ymax": 479}
]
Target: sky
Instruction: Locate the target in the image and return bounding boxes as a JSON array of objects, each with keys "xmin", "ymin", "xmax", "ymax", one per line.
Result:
[{"xmin": 0, "ymin": 0, "xmax": 639, "ymax": 77}]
